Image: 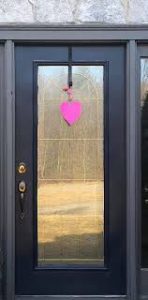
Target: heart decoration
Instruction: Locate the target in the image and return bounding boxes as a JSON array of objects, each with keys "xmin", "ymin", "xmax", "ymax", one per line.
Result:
[{"xmin": 60, "ymin": 101, "xmax": 82, "ymax": 126}]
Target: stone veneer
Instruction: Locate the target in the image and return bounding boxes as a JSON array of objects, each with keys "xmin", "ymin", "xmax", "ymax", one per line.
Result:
[{"xmin": 0, "ymin": 0, "xmax": 147, "ymax": 24}]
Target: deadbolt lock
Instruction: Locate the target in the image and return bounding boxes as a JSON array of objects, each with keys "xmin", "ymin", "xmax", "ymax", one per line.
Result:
[
  {"xmin": 17, "ymin": 162, "xmax": 27, "ymax": 174},
  {"xmin": 18, "ymin": 181, "xmax": 26, "ymax": 193}
]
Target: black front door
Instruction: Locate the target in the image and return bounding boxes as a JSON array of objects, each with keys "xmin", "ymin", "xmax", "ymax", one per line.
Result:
[{"xmin": 15, "ymin": 45, "xmax": 126, "ymax": 295}]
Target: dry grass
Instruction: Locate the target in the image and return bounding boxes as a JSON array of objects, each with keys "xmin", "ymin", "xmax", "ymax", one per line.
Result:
[{"xmin": 38, "ymin": 181, "xmax": 104, "ymax": 264}]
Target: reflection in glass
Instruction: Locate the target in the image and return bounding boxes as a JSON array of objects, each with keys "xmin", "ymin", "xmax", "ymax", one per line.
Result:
[
  {"xmin": 37, "ymin": 65, "xmax": 104, "ymax": 265},
  {"xmin": 141, "ymin": 59, "xmax": 148, "ymax": 267}
]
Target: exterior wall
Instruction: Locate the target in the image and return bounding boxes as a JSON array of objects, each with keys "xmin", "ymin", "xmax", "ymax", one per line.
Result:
[{"xmin": 0, "ymin": 0, "xmax": 147, "ymax": 25}]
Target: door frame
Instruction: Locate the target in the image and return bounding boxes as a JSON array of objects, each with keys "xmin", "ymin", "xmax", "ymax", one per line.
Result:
[{"xmin": 1, "ymin": 25, "xmax": 148, "ymax": 300}]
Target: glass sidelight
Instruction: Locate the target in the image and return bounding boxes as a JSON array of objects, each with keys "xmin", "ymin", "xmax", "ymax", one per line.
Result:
[
  {"xmin": 37, "ymin": 65, "xmax": 104, "ymax": 266},
  {"xmin": 141, "ymin": 58, "xmax": 148, "ymax": 267}
]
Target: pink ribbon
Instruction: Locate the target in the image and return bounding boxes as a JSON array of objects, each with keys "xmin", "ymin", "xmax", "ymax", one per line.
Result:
[{"xmin": 63, "ymin": 85, "xmax": 73, "ymax": 101}]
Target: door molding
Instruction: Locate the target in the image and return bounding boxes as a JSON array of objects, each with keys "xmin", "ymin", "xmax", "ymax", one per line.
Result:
[
  {"xmin": 3, "ymin": 40, "xmax": 15, "ymax": 300},
  {"xmin": 0, "ymin": 24, "xmax": 147, "ymax": 40},
  {"xmin": 0, "ymin": 43, "xmax": 4, "ymax": 299},
  {"xmin": 126, "ymin": 40, "xmax": 139, "ymax": 300},
  {"xmin": 1, "ymin": 25, "xmax": 147, "ymax": 300}
]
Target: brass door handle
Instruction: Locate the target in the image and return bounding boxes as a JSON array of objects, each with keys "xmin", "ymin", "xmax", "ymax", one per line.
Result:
[{"xmin": 18, "ymin": 181, "xmax": 27, "ymax": 219}]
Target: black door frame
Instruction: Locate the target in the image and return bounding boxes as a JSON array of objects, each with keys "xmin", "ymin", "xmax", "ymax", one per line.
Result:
[{"xmin": 1, "ymin": 25, "xmax": 148, "ymax": 300}]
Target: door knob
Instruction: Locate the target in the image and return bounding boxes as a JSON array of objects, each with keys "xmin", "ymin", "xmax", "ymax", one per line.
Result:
[
  {"xmin": 18, "ymin": 180, "xmax": 26, "ymax": 193},
  {"xmin": 18, "ymin": 181, "xmax": 27, "ymax": 219}
]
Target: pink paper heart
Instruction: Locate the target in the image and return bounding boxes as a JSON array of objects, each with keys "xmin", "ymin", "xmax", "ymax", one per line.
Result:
[{"xmin": 60, "ymin": 101, "xmax": 82, "ymax": 126}]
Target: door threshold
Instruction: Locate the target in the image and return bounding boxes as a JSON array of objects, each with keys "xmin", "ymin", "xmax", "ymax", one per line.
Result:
[{"xmin": 15, "ymin": 295, "xmax": 127, "ymax": 300}]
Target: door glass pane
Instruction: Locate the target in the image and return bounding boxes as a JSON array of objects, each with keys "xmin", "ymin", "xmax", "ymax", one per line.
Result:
[
  {"xmin": 141, "ymin": 58, "xmax": 148, "ymax": 267},
  {"xmin": 37, "ymin": 65, "xmax": 104, "ymax": 266}
]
